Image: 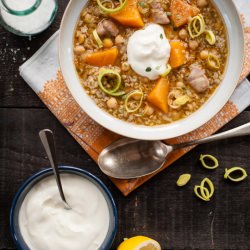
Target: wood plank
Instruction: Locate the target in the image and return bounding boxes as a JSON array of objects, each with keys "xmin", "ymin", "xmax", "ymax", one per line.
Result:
[{"xmin": 0, "ymin": 108, "xmax": 250, "ymax": 249}]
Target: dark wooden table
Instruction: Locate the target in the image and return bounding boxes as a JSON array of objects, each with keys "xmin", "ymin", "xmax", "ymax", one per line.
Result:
[{"xmin": 1, "ymin": 1, "xmax": 250, "ymax": 249}]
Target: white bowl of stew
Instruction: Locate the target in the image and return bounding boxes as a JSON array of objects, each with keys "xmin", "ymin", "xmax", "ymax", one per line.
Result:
[{"xmin": 59, "ymin": 0, "xmax": 244, "ymax": 140}]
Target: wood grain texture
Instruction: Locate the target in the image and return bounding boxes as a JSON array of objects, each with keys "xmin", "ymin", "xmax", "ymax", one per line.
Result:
[{"xmin": 0, "ymin": 109, "xmax": 250, "ymax": 249}]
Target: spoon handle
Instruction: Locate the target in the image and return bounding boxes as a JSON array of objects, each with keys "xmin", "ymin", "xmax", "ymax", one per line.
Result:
[
  {"xmin": 39, "ymin": 129, "xmax": 69, "ymax": 206},
  {"xmin": 172, "ymin": 122, "xmax": 250, "ymax": 150}
]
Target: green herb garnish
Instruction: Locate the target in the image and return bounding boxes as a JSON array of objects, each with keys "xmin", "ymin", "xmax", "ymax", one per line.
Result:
[
  {"xmin": 145, "ymin": 67, "xmax": 151, "ymax": 72},
  {"xmin": 160, "ymin": 33, "xmax": 163, "ymax": 39}
]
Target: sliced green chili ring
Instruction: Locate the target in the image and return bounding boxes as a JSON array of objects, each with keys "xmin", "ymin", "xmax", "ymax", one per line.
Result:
[
  {"xmin": 93, "ymin": 29, "xmax": 103, "ymax": 48},
  {"xmin": 125, "ymin": 90, "xmax": 144, "ymax": 113},
  {"xmin": 205, "ymin": 30, "xmax": 216, "ymax": 45},
  {"xmin": 177, "ymin": 173, "xmax": 191, "ymax": 187},
  {"xmin": 98, "ymin": 69, "xmax": 124, "ymax": 96},
  {"xmin": 108, "ymin": 91, "xmax": 126, "ymax": 96},
  {"xmin": 97, "ymin": 0, "xmax": 128, "ymax": 13},
  {"xmin": 200, "ymin": 154, "xmax": 219, "ymax": 169},
  {"xmin": 207, "ymin": 54, "xmax": 220, "ymax": 70},
  {"xmin": 188, "ymin": 14, "xmax": 206, "ymax": 38},
  {"xmin": 200, "ymin": 177, "xmax": 214, "ymax": 199},
  {"xmin": 194, "ymin": 177, "xmax": 214, "ymax": 201},
  {"xmin": 161, "ymin": 64, "xmax": 172, "ymax": 77},
  {"xmin": 174, "ymin": 95, "xmax": 189, "ymax": 106},
  {"xmin": 194, "ymin": 185, "xmax": 210, "ymax": 201},
  {"xmin": 224, "ymin": 167, "xmax": 248, "ymax": 182}
]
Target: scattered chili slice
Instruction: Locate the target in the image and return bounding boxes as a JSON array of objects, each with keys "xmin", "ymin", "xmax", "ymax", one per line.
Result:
[
  {"xmin": 194, "ymin": 185, "xmax": 210, "ymax": 201},
  {"xmin": 194, "ymin": 177, "xmax": 214, "ymax": 201},
  {"xmin": 224, "ymin": 167, "xmax": 248, "ymax": 182},
  {"xmin": 176, "ymin": 174, "xmax": 191, "ymax": 187},
  {"xmin": 200, "ymin": 154, "xmax": 219, "ymax": 169},
  {"xmin": 200, "ymin": 178, "xmax": 214, "ymax": 198}
]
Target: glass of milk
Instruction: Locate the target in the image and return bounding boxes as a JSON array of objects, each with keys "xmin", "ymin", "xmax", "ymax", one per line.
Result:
[
  {"xmin": 0, "ymin": 0, "xmax": 58, "ymax": 36},
  {"xmin": 10, "ymin": 166, "xmax": 117, "ymax": 250}
]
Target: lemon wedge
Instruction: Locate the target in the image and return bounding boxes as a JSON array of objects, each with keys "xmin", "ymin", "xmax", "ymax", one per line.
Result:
[{"xmin": 117, "ymin": 236, "xmax": 161, "ymax": 250}]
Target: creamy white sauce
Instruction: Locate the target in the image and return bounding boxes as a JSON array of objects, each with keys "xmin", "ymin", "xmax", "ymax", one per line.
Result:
[
  {"xmin": 19, "ymin": 174, "xmax": 110, "ymax": 250},
  {"xmin": 127, "ymin": 24, "xmax": 171, "ymax": 80}
]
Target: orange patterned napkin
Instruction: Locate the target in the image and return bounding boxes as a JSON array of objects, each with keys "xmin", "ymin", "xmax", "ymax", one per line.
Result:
[{"xmin": 20, "ymin": 1, "xmax": 250, "ymax": 196}]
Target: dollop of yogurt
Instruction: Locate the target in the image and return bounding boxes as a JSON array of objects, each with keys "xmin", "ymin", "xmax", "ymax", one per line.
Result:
[
  {"xmin": 19, "ymin": 174, "xmax": 110, "ymax": 250},
  {"xmin": 127, "ymin": 24, "xmax": 171, "ymax": 80}
]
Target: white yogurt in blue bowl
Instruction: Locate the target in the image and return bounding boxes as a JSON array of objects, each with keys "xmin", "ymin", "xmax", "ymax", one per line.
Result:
[{"xmin": 10, "ymin": 166, "xmax": 117, "ymax": 250}]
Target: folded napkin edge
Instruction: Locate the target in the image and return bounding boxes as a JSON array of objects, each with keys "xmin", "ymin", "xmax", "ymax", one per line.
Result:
[{"xmin": 19, "ymin": 31, "xmax": 59, "ymax": 75}]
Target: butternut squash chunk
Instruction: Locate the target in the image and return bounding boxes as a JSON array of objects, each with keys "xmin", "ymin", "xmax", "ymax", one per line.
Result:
[
  {"xmin": 169, "ymin": 40, "xmax": 186, "ymax": 68},
  {"xmin": 170, "ymin": 0, "xmax": 199, "ymax": 27},
  {"xmin": 147, "ymin": 78, "xmax": 170, "ymax": 114},
  {"xmin": 110, "ymin": 0, "xmax": 144, "ymax": 28},
  {"xmin": 84, "ymin": 47, "xmax": 118, "ymax": 66}
]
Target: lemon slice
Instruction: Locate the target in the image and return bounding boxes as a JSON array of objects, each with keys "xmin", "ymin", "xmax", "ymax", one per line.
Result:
[{"xmin": 117, "ymin": 236, "xmax": 161, "ymax": 250}]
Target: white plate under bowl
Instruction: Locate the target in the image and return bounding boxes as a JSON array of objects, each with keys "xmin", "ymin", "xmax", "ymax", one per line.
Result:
[{"xmin": 59, "ymin": 0, "xmax": 244, "ymax": 140}]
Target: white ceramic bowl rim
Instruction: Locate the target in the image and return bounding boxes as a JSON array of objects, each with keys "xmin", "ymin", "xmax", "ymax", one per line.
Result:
[{"xmin": 59, "ymin": 0, "xmax": 245, "ymax": 140}]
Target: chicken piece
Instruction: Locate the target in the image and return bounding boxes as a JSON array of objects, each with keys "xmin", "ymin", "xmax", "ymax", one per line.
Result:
[
  {"xmin": 187, "ymin": 66, "xmax": 209, "ymax": 93},
  {"xmin": 150, "ymin": 2, "xmax": 170, "ymax": 25},
  {"xmin": 96, "ymin": 19, "xmax": 119, "ymax": 37}
]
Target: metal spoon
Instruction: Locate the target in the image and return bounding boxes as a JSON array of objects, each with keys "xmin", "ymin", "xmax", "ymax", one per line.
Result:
[
  {"xmin": 39, "ymin": 129, "xmax": 71, "ymax": 210},
  {"xmin": 98, "ymin": 122, "xmax": 250, "ymax": 179}
]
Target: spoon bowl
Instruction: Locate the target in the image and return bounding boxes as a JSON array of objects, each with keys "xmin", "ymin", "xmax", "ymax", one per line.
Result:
[
  {"xmin": 98, "ymin": 123, "xmax": 250, "ymax": 179},
  {"xmin": 99, "ymin": 139, "xmax": 173, "ymax": 179}
]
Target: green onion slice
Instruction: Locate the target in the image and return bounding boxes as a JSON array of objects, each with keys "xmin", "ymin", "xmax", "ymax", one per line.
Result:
[
  {"xmin": 205, "ymin": 30, "xmax": 216, "ymax": 45},
  {"xmin": 168, "ymin": 87, "xmax": 189, "ymax": 109},
  {"xmin": 200, "ymin": 178, "xmax": 214, "ymax": 199},
  {"xmin": 177, "ymin": 173, "xmax": 191, "ymax": 187},
  {"xmin": 174, "ymin": 95, "xmax": 189, "ymax": 106},
  {"xmin": 224, "ymin": 167, "xmax": 248, "ymax": 182},
  {"xmin": 194, "ymin": 177, "xmax": 214, "ymax": 201},
  {"xmin": 125, "ymin": 90, "xmax": 144, "ymax": 113},
  {"xmin": 200, "ymin": 154, "xmax": 219, "ymax": 169},
  {"xmin": 97, "ymin": 0, "xmax": 128, "ymax": 13},
  {"xmin": 93, "ymin": 29, "xmax": 103, "ymax": 48},
  {"xmin": 207, "ymin": 53, "xmax": 220, "ymax": 70},
  {"xmin": 100, "ymin": 0, "xmax": 115, "ymax": 9},
  {"xmin": 194, "ymin": 185, "xmax": 210, "ymax": 201},
  {"xmin": 188, "ymin": 14, "xmax": 206, "ymax": 38},
  {"xmin": 98, "ymin": 68, "xmax": 125, "ymax": 96},
  {"xmin": 161, "ymin": 64, "xmax": 172, "ymax": 77}
]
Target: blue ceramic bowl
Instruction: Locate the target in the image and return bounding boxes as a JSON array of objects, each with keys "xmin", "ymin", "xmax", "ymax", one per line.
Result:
[{"xmin": 10, "ymin": 166, "xmax": 118, "ymax": 250}]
